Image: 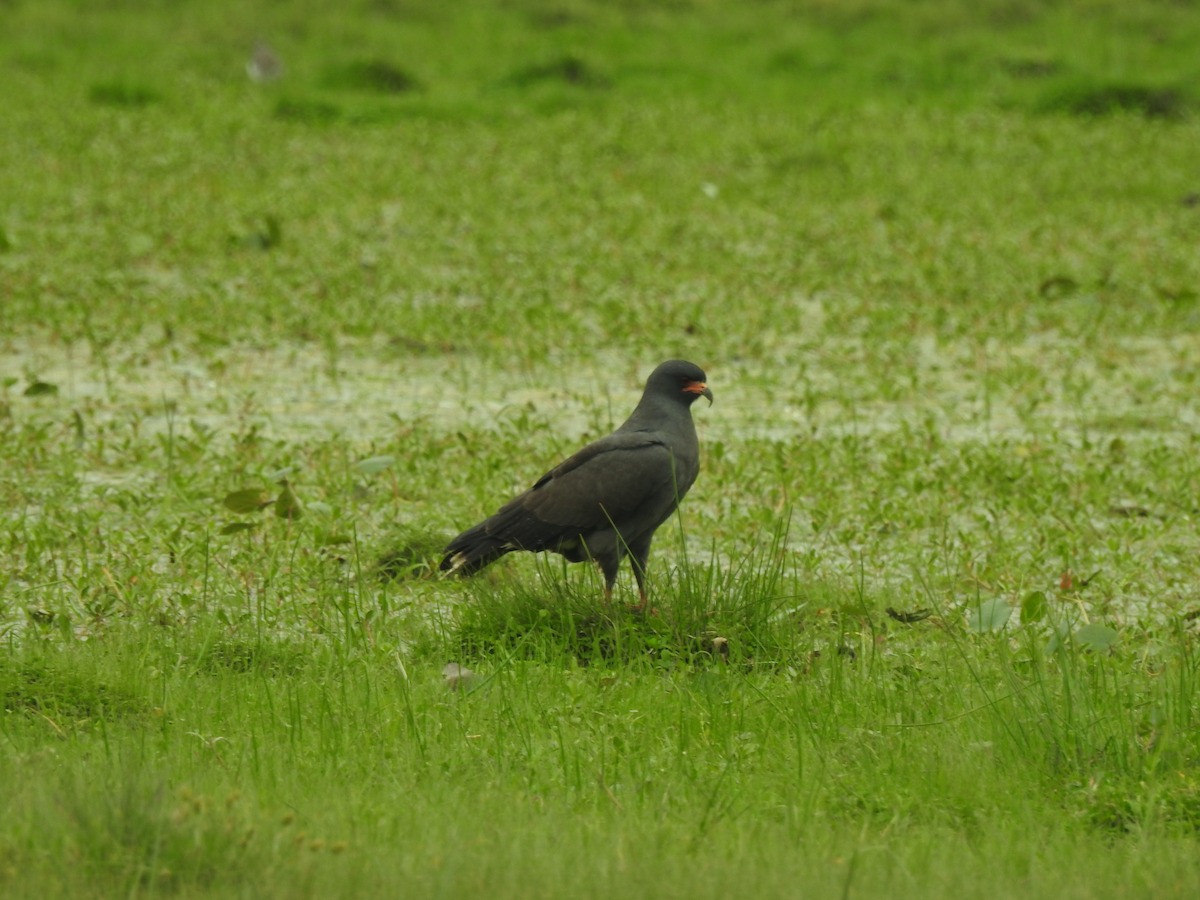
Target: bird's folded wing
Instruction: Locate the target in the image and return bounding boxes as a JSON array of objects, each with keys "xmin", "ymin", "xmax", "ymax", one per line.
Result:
[
  {"xmin": 530, "ymin": 432, "xmax": 660, "ymax": 487},
  {"xmin": 468, "ymin": 435, "xmax": 685, "ymax": 554},
  {"xmin": 521, "ymin": 440, "xmax": 676, "ymax": 528}
]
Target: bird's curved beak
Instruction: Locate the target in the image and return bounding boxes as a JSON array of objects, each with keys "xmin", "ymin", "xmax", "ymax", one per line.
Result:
[{"xmin": 684, "ymin": 381, "xmax": 714, "ymax": 406}]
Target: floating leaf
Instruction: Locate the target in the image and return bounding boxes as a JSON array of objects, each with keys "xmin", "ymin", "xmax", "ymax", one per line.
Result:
[
  {"xmin": 1020, "ymin": 590, "xmax": 1048, "ymax": 624},
  {"xmin": 1044, "ymin": 620, "xmax": 1073, "ymax": 654},
  {"xmin": 275, "ymin": 481, "xmax": 305, "ymax": 520},
  {"xmin": 967, "ymin": 598, "xmax": 1012, "ymax": 632},
  {"xmin": 219, "ymin": 522, "xmax": 257, "ymax": 536},
  {"xmin": 356, "ymin": 455, "xmax": 396, "ymax": 475},
  {"xmin": 24, "ymin": 381, "xmax": 58, "ymax": 397},
  {"xmin": 222, "ymin": 489, "xmax": 272, "ymax": 514},
  {"xmin": 1075, "ymin": 623, "xmax": 1119, "ymax": 652},
  {"xmin": 265, "ymin": 467, "xmax": 294, "ymax": 483}
]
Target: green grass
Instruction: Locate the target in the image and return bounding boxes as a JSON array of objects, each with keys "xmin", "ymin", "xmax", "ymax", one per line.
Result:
[{"xmin": 4, "ymin": 0, "xmax": 1200, "ymax": 896}]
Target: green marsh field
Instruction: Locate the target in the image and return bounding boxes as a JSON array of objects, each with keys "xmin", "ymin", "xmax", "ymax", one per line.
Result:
[{"xmin": 4, "ymin": 0, "xmax": 1200, "ymax": 896}]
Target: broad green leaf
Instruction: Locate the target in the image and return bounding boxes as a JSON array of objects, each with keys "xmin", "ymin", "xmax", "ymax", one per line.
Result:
[
  {"xmin": 967, "ymin": 598, "xmax": 1012, "ymax": 632},
  {"xmin": 266, "ymin": 467, "xmax": 294, "ymax": 483},
  {"xmin": 356, "ymin": 455, "xmax": 396, "ymax": 475},
  {"xmin": 306, "ymin": 500, "xmax": 333, "ymax": 515},
  {"xmin": 275, "ymin": 481, "xmax": 304, "ymax": 520},
  {"xmin": 223, "ymin": 489, "xmax": 272, "ymax": 514},
  {"xmin": 838, "ymin": 601, "xmax": 872, "ymax": 617},
  {"xmin": 24, "ymin": 381, "xmax": 58, "ymax": 397},
  {"xmin": 1020, "ymin": 590, "xmax": 1048, "ymax": 624},
  {"xmin": 1075, "ymin": 623, "xmax": 1119, "ymax": 652},
  {"xmin": 219, "ymin": 522, "xmax": 256, "ymax": 536},
  {"xmin": 1045, "ymin": 622, "xmax": 1072, "ymax": 655},
  {"xmin": 2, "ymin": 376, "xmax": 17, "ymax": 389}
]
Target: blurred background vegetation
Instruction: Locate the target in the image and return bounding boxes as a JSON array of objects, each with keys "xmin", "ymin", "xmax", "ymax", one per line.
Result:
[{"xmin": 2, "ymin": 0, "xmax": 1199, "ymax": 361}]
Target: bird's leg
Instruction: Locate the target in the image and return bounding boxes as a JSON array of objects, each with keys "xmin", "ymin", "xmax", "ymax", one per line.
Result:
[
  {"xmin": 597, "ymin": 556, "xmax": 620, "ymax": 607},
  {"xmin": 628, "ymin": 566, "xmax": 647, "ymax": 611},
  {"xmin": 628, "ymin": 540, "xmax": 657, "ymax": 619},
  {"xmin": 627, "ymin": 589, "xmax": 657, "ymax": 616}
]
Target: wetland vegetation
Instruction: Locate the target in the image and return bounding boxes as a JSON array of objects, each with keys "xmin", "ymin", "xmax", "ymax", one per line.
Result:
[{"xmin": 3, "ymin": 0, "xmax": 1200, "ymax": 896}]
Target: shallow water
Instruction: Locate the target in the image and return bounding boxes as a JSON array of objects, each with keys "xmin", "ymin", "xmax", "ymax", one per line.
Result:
[
  {"xmin": 6, "ymin": 330, "xmax": 1199, "ymax": 447},
  {"xmin": 6, "ymin": 329, "xmax": 1199, "ymax": 639}
]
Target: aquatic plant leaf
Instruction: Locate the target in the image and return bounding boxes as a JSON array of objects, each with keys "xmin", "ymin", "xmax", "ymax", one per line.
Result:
[
  {"xmin": 356, "ymin": 455, "xmax": 396, "ymax": 475},
  {"xmin": 1020, "ymin": 591, "xmax": 1048, "ymax": 624},
  {"xmin": 223, "ymin": 489, "xmax": 272, "ymax": 514},
  {"xmin": 967, "ymin": 598, "xmax": 1011, "ymax": 632},
  {"xmin": 1075, "ymin": 623, "xmax": 1119, "ymax": 652},
  {"xmin": 275, "ymin": 481, "xmax": 305, "ymax": 520},
  {"xmin": 24, "ymin": 381, "xmax": 58, "ymax": 397}
]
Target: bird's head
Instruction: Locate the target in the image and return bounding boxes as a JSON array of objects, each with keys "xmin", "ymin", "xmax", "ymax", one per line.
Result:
[{"xmin": 646, "ymin": 359, "xmax": 713, "ymax": 407}]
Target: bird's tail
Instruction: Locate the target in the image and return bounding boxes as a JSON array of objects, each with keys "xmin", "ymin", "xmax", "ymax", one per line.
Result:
[{"xmin": 439, "ymin": 524, "xmax": 512, "ymax": 576}]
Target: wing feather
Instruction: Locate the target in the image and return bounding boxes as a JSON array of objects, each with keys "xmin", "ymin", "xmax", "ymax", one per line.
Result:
[{"xmin": 441, "ymin": 432, "xmax": 695, "ymax": 573}]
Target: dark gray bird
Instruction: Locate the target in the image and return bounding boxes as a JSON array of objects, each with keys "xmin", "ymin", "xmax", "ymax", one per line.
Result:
[{"xmin": 440, "ymin": 360, "xmax": 713, "ymax": 605}]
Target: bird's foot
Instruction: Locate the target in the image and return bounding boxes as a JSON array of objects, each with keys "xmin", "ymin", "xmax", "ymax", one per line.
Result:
[{"xmin": 626, "ymin": 594, "xmax": 659, "ymax": 616}]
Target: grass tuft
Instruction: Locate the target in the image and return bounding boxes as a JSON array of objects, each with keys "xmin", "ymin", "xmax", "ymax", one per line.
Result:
[
  {"xmin": 273, "ymin": 97, "xmax": 343, "ymax": 123},
  {"xmin": 506, "ymin": 54, "xmax": 609, "ymax": 88},
  {"xmin": 88, "ymin": 82, "xmax": 160, "ymax": 107},
  {"xmin": 376, "ymin": 528, "xmax": 446, "ymax": 581},
  {"xmin": 0, "ymin": 655, "xmax": 147, "ymax": 723},
  {"xmin": 325, "ymin": 60, "xmax": 423, "ymax": 94},
  {"xmin": 1043, "ymin": 82, "xmax": 1191, "ymax": 118}
]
